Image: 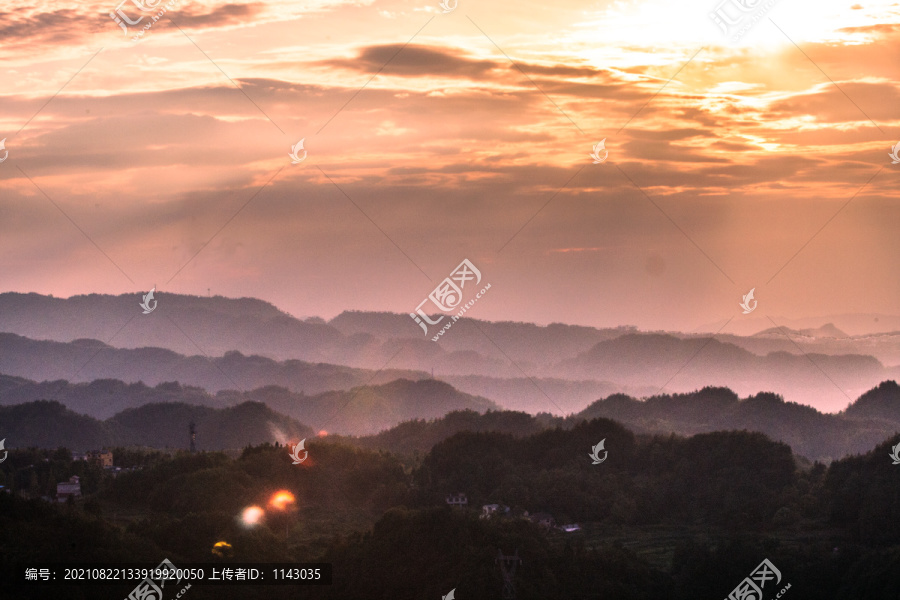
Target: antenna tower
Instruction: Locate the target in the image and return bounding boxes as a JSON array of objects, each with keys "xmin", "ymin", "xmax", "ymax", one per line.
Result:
[{"xmin": 496, "ymin": 549, "xmax": 522, "ymax": 599}]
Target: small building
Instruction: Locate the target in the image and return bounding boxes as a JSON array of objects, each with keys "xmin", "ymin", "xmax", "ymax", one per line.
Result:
[
  {"xmin": 56, "ymin": 476, "xmax": 82, "ymax": 503},
  {"xmin": 481, "ymin": 504, "xmax": 510, "ymax": 519},
  {"xmin": 86, "ymin": 449, "xmax": 113, "ymax": 468},
  {"xmin": 529, "ymin": 512, "xmax": 555, "ymax": 528},
  {"xmin": 445, "ymin": 492, "xmax": 468, "ymax": 506}
]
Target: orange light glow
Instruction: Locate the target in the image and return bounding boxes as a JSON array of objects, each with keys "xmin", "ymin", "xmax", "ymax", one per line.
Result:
[
  {"xmin": 269, "ymin": 490, "xmax": 296, "ymax": 511},
  {"xmin": 241, "ymin": 506, "xmax": 264, "ymax": 525},
  {"xmin": 317, "ymin": 430, "xmax": 328, "ymax": 437}
]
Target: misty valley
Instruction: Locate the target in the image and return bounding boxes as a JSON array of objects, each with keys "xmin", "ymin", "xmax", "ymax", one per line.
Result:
[{"xmin": 2, "ymin": 294, "xmax": 900, "ymax": 599}]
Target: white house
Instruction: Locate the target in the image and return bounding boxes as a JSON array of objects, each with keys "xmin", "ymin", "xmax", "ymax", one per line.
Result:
[{"xmin": 56, "ymin": 476, "xmax": 82, "ymax": 503}]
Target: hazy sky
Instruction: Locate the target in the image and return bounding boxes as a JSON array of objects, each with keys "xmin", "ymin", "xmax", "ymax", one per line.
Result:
[{"xmin": 0, "ymin": 0, "xmax": 897, "ymax": 333}]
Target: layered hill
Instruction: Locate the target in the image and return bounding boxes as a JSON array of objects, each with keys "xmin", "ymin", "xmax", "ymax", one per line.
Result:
[
  {"xmin": 0, "ymin": 333, "xmax": 639, "ymax": 416},
  {"xmin": 0, "ymin": 400, "xmax": 312, "ymax": 451},
  {"xmin": 577, "ymin": 383, "xmax": 900, "ymax": 462},
  {"xmin": 0, "ymin": 373, "xmax": 498, "ymax": 435},
  {"xmin": 556, "ymin": 333, "xmax": 894, "ymax": 412},
  {"xmin": 2, "ymin": 292, "xmax": 900, "ymax": 413},
  {"xmin": 0, "ymin": 333, "xmax": 426, "ymax": 397},
  {"xmin": 3, "ymin": 378, "xmax": 900, "ymax": 461},
  {"xmin": 350, "ymin": 380, "xmax": 900, "ymax": 462}
]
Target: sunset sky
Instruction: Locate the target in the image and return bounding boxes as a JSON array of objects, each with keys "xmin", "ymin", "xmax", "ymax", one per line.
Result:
[{"xmin": 0, "ymin": 0, "xmax": 897, "ymax": 333}]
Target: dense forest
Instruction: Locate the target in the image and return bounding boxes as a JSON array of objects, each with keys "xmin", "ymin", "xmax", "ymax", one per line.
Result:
[{"xmin": 3, "ymin": 416, "xmax": 900, "ymax": 599}]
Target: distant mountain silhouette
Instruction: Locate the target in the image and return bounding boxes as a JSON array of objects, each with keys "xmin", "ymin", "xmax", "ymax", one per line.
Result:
[
  {"xmin": 2, "ymin": 292, "xmax": 899, "ymax": 413},
  {"xmin": 243, "ymin": 378, "xmax": 498, "ymax": 436},
  {"xmin": 0, "ymin": 373, "xmax": 498, "ymax": 436},
  {"xmin": 0, "ymin": 293, "xmax": 624, "ymax": 377},
  {"xmin": 577, "ymin": 383, "xmax": 900, "ymax": 462},
  {"xmin": 3, "ymin": 376, "xmax": 900, "ymax": 461},
  {"xmin": 0, "ymin": 373, "xmax": 222, "ymax": 419},
  {"xmin": 330, "ymin": 310, "xmax": 630, "ymax": 367},
  {"xmin": 0, "ymin": 332, "xmax": 641, "ymax": 416},
  {"xmin": 0, "ymin": 400, "xmax": 312, "ymax": 451},
  {"xmin": 341, "ymin": 381, "xmax": 900, "ymax": 462},
  {"xmin": 753, "ymin": 322, "xmax": 849, "ymax": 338},
  {"xmin": 0, "ymin": 291, "xmax": 345, "ymax": 361},
  {"xmin": 555, "ymin": 333, "xmax": 892, "ymax": 412},
  {"xmin": 0, "ymin": 332, "xmax": 426, "ymax": 398}
]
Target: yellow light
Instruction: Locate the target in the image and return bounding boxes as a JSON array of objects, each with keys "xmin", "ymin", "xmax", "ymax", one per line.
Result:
[{"xmin": 212, "ymin": 541, "xmax": 233, "ymax": 557}]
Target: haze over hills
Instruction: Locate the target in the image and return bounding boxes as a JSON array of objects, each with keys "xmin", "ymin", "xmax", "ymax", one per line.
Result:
[
  {"xmin": 4, "ymin": 328, "xmax": 894, "ymax": 415},
  {"xmin": 0, "ymin": 381, "xmax": 900, "ymax": 463},
  {"xmin": 0, "ymin": 333, "xmax": 639, "ymax": 416},
  {"xmin": 2, "ymin": 370, "xmax": 900, "ymax": 462},
  {"xmin": 0, "ymin": 332, "xmax": 427, "ymax": 398},
  {"xmin": 0, "ymin": 399, "xmax": 312, "ymax": 451},
  {"xmin": 347, "ymin": 381, "xmax": 900, "ymax": 462},
  {"xmin": 753, "ymin": 323, "xmax": 849, "ymax": 338},
  {"xmin": 2, "ymin": 292, "xmax": 900, "ymax": 413},
  {"xmin": 555, "ymin": 333, "xmax": 897, "ymax": 412},
  {"xmin": 0, "ymin": 373, "xmax": 498, "ymax": 435},
  {"xmin": 576, "ymin": 382, "xmax": 900, "ymax": 462},
  {"xmin": 240, "ymin": 378, "xmax": 498, "ymax": 436},
  {"xmin": 694, "ymin": 313, "xmax": 900, "ymax": 338}
]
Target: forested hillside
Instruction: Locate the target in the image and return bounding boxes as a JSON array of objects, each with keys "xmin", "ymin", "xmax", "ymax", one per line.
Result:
[{"xmin": 4, "ymin": 419, "xmax": 900, "ymax": 599}]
